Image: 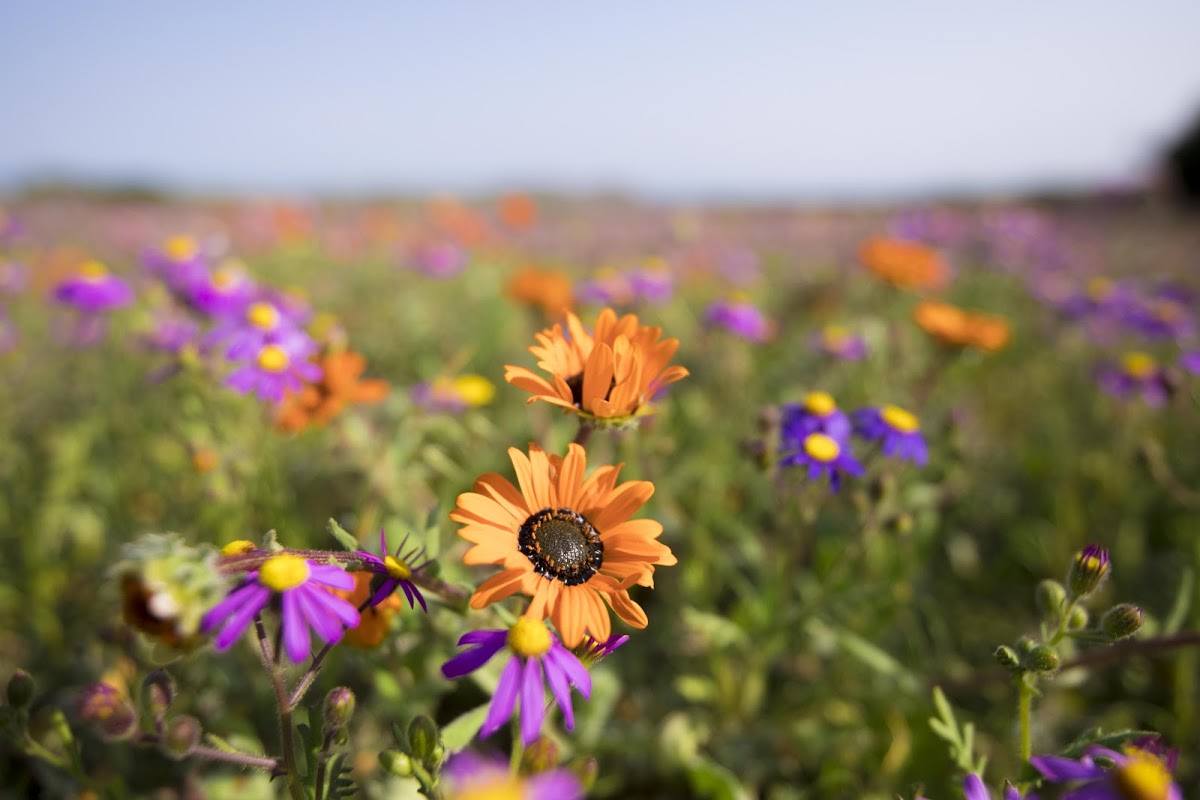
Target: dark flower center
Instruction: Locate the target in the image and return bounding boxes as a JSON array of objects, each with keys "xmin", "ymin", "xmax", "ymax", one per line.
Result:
[
  {"xmin": 564, "ymin": 372, "xmax": 616, "ymax": 409},
  {"xmin": 519, "ymin": 508, "xmax": 603, "ymax": 585}
]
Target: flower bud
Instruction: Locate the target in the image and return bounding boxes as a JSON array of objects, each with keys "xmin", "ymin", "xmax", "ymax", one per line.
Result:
[
  {"xmin": 322, "ymin": 687, "xmax": 356, "ymax": 734},
  {"xmin": 7, "ymin": 669, "xmax": 35, "ymax": 709},
  {"xmin": 407, "ymin": 715, "xmax": 439, "ymax": 764},
  {"xmin": 379, "ymin": 749, "xmax": 414, "ymax": 777},
  {"xmin": 1066, "ymin": 544, "xmax": 1110, "ymax": 599},
  {"xmin": 141, "ymin": 670, "xmax": 175, "ymax": 720},
  {"xmin": 1025, "ymin": 644, "xmax": 1060, "ymax": 673},
  {"xmin": 1101, "ymin": 604, "xmax": 1144, "ymax": 641},
  {"xmin": 520, "ymin": 737, "xmax": 561, "ymax": 774},
  {"xmin": 1016, "ymin": 636, "xmax": 1037, "ymax": 656},
  {"xmin": 78, "ymin": 683, "xmax": 138, "ymax": 741},
  {"xmin": 1035, "ymin": 580, "xmax": 1066, "ymax": 620},
  {"xmin": 993, "ymin": 645, "xmax": 1020, "ymax": 670},
  {"xmin": 1067, "ymin": 605, "xmax": 1089, "ymax": 631},
  {"xmin": 162, "ymin": 715, "xmax": 202, "ymax": 760}
]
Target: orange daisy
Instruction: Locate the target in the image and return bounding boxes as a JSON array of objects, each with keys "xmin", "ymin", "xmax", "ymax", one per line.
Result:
[
  {"xmin": 506, "ymin": 266, "xmax": 574, "ymax": 316},
  {"xmin": 504, "ymin": 307, "xmax": 689, "ymax": 425},
  {"xmin": 276, "ymin": 349, "xmax": 390, "ymax": 432},
  {"xmin": 859, "ymin": 237, "xmax": 949, "ymax": 290},
  {"xmin": 913, "ymin": 300, "xmax": 1010, "ymax": 352},
  {"xmin": 450, "ymin": 443, "xmax": 676, "ymax": 646}
]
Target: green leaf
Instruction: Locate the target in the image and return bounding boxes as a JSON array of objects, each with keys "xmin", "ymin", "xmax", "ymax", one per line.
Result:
[
  {"xmin": 440, "ymin": 704, "xmax": 489, "ymax": 752},
  {"xmin": 1060, "ymin": 728, "xmax": 1159, "ymax": 759},
  {"xmin": 327, "ymin": 519, "xmax": 360, "ymax": 552}
]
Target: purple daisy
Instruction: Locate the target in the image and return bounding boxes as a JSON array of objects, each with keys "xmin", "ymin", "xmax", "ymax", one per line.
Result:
[
  {"xmin": 781, "ymin": 391, "xmax": 853, "ymax": 447},
  {"xmin": 442, "ymin": 751, "xmax": 582, "ymax": 800},
  {"xmin": 576, "ymin": 269, "xmax": 631, "ymax": 306},
  {"xmin": 201, "ymin": 554, "xmax": 360, "ymax": 663},
  {"xmin": 781, "ymin": 431, "xmax": 863, "ymax": 491},
  {"xmin": 813, "ymin": 324, "xmax": 867, "ymax": 361},
  {"xmin": 143, "ymin": 235, "xmax": 209, "ymax": 295},
  {"xmin": 1123, "ymin": 294, "xmax": 1195, "ymax": 341},
  {"xmin": 1096, "ymin": 352, "xmax": 1173, "ymax": 406},
  {"xmin": 578, "ymin": 633, "xmax": 629, "ymax": 665},
  {"xmin": 356, "ymin": 529, "xmax": 430, "ymax": 611},
  {"xmin": 53, "ymin": 261, "xmax": 135, "ymax": 312},
  {"xmin": 225, "ymin": 337, "xmax": 322, "ymax": 403},
  {"xmin": 963, "ymin": 774, "xmax": 1031, "ymax": 800},
  {"xmin": 1031, "ymin": 740, "xmax": 1181, "ymax": 800},
  {"xmin": 205, "ymin": 299, "xmax": 306, "ymax": 359},
  {"xmin": 706, "ymin": 298, "xmax": 771, "ymax": 342},
  {"xmin": 185, "ymin": 259, "xmax": 256, "ymax": 317},
  {"xmin": 409, "ymin": 241, "xmax": 467, "ymax": 278},
  {"xmin": 142, "ymin": 313, "xmax": 199, "ymax": 355},
  {"xmin": 1057, "ymin": 277, "xmax": 1132, "ymax": 321},
  {"xmin": 628, "ymin": 262, "xmax": 674, "ymax": 304},
  {"xmin": 441, "ymin": 618, "xmax": 591, "ymax": 746},
  {"xmin": 853, "ymin": 405, "xmax": 929, "ymax": 466}
]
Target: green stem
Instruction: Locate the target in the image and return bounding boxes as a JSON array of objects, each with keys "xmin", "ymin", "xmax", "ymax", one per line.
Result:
[
  {"xmin": 1017, "ymin": 677, "xmax": 1034, "ymax": 764},
  {"xmin": 255, "ymin": 616, "xmax": 305, "ymax": 800},
  {"xmin": 572, "ymin": 421, "xmax": 594, "ymax": 447}
]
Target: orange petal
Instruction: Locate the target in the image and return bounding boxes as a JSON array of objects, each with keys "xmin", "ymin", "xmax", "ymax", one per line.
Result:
[
  {"xmin": 602, "ymin": 519, "xmax": 664, "ymax": 542},
  {"xmin": 469, "ymin": 568, "xmax": 530, "ymax": 609},
  {"xmin": 557, "ymin": 443, "xmax": 586, "ymax": 508},
  {"xmin": 591, "ymin": 480, "xmax": 654, "ymax": 531},
  {"xmin": 554, "ymin": 585, "xmax": 584, "ymax": 646},
  {"xmin": 528, "ymin": 445, "xmax": 556, "ymax": 508},
  {"xmin": 607, "ymin": 590, "xmax": 649, "ymax": 629},
  {"xmin": 581, "ymin": 343, "xmax": 614, "ymax": 412},
  {"xmin": 474, "ymin": 473, "xmax": 530, "ymax": 523},
  {"xmin": 580, "ymin": 587, "xmax": 611, "ymax": 642},
  {"xmin": 508, "ymin": 447, "xmax": 542, "ymax": 511},
  {"xmin": 453, "ymin": 492, "xmax": 520, "ymax": 530}
]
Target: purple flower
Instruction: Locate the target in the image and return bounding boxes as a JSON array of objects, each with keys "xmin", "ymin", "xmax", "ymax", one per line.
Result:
[
  {"xmin": 409, "ymin": 241, "xmax": 467, "ymax": 278},
  {"xmin": 576, "ymin": 269, "xmax": 631, "ymax": 306},
  {"xmin": 441, "ymin": 618, "xmax": 591, "ymax": 746},
  {"xmin": 578, "ymin": 633, "xmax": 629, "ymax": 665},
  {"xmin": 781, "ymin": 391, "xmax": 853, "ymax": 446},
  {"xmin": 1180, "ymin": 351, "xmax": 1200, "ymax": 375},
  {"xmin": 628, "ymin": 261, "xmax": 674, "ymax": 304},
  {"xmin": 356, "ymin": 529, "xmax": 429, "ymax": 611},
  {"xmin": 706, "ymin": 298, "xmax": 771, "ymax": 342},
  {"xmin": 853, "ymin": 405, "xmax": 928, "ymax": 466},
  {"xmin": 781, "ymin": 431, "xmax": 863, "ymax": 491},
  {"xmin": 1031, "ymin": 741, "xmax": 1181, "ymax": 800},
  {"xmin": 53, "ymin": 261, "xmax": 134, "ymax": 312},
  {"xmin": 206, "ymin": 299, "xmax": 306, "ymax": 359},
  {"xmin": 1124, "ymin": 295, "xmax": 1195, "ymax": 341},
  {"xmin": 1056, "ymin": 277, "xmax": 1132, "ymax": 321},
  {"xmin": 1096, "ymin": 352, "xmax": 1173, "ymax": 406},
  {"xmin": 813, "ymin": 324, "xmax": 867, "ymax": 361},
  {"xmin": 201, "ymin": 554, "xmax": 360, "ymax": 663},
  {"xmin": 185, "ymin": 259, "xmax": 256, "ymax": 317},
  {"xmin": 963, "ymin": 774, "xmax": 1030, "ymax": 800},
  {"xmin": 442, "ymin": 751, "xmax": 582, "ymax": 800},
  {"xmin": 143, "ymin": 236, "xmax": 209, "ymax": 295},
  {"xmin": 225, "ymin": 336, "xmax": 321, "ymax": 403},
  {"xmin": 143, "ymin": 313, "xmax": 199, "ymax": 354}
]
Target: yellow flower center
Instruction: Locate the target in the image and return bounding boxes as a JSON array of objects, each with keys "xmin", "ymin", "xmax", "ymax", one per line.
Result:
[
  {"xmin": 257, "ymin": 344, "xmax": 290, "ymax": 373},
  {"xmin": 1114, "ymin": 747, "xmax": 1173, "ymax": 800},
  {"xmin": 383, "ymin": 555, "xmax": 411, "ymax": 580},
  {"xmin": 881, "ymin": 404, "xmax": 920, "ymax": 433},
  {"xmin": 803, "ymin": 432, "xmax": 840, "ymax": 463},
  {"xmin": 1122, "ymin": 352, "xmax": 1156, "ymax": 379},
  {"xmin": 455, "ymin": 778, "xmax": 525, "ymax": 800},
  {"xmin": 507, "ymin": 616, "xmax": 552, "ymax": 658},
  {"xmin": 1077, "ymin": 553, "xmax": 1108, "ymax": 576},
  {"xmin": 259, "ymin": 554, "xmax": 310, "ymax": 591},
  {"xmin": 803, "ymin": 391, "xmax": 837, "ymax": 417},
  {"xmin": 452, "ymin": 374, "xmax": 496, "ymax": 407},
  {"xmin": 822, "ymin": 325, "xmax": 848, "ymax": 346},
  {"xmin": 165, "ymin": 235, "xmax": 198, "ymax": 262},
  {"xmin": 246, "ymin": 302, "xmax": 281, "ymax": 331},
  {"xmin": 79, "ymin": 260, "xmax": 109, "ymax": 282},
  {"xmin": 211, "ymin": 266, "xmax": 240, "ymax": 290},
  {"xmin": 220, "ymin": 539, "xmax": 256, "ymax": 557},
  {"xmin": 1087, "ymin": 276, "xmax": 1114, "ymax": 301}
]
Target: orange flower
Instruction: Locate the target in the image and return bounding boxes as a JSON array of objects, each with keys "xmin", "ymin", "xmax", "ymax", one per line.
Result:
[
  {"xmin": 451, "ymin": 443, "xmax": 676, "ymax": 646},
  {"xmin": 498, "ymin": 192, "xmax": 538, "ymax": 231},
  {"xmin": 504, "ymin": 307, "xmax": 689, "ymax": 424},
  {"xmin": 914, "ymin": 300, "xmax": 1010, "ymax": 351},
  {"xmin": 276, "ymin": 350, "xmax": 389, "ymax": 432},
  {"xmin": 337, "ymin": 572, "xmax": 402, "ymax": 648},
  {"xmin": 506, "ymin": 266, "xmax": 574, "ymax": 316},
  {"xmin": 860, "ymin": 237, "xmax": 949, "ymax": 290}
]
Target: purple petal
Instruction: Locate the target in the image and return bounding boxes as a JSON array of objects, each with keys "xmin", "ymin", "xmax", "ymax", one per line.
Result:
[
  {"xmin": 519, "ymin": 656, "xmax": 546, "ymax": 745},
  {"xmin": 527, "ymin": 771, "xmax": 584, "ymax": 800},
  {"xmin": 543, "ymin": 655, "xmax": 576, "ymax": 731},
  {"xmin": 295, "ymin": 586, "xmax": 344, "ymax": 643},
  {"xmin": 378, "ymin": 528, "xmax": 388, "ymax": 556},
  {"xmin": 305, "ymin": 586, "xmax": 360, "ymax": 628},
  {"xmin": 404, "ymin": 580, "xmax": 429, "ymax": 613},
  {"xmin": 202, "ymin": 581, "xmax": 263, "ymax": 632},
  {"xmin": 310, "ymin": 563, "xmax": 356, "ymax": 591},
  {"xmin": 369, "ymin": 578, "xmax": 398, "ymax": 607},
  {"xmin": 457, "ymin": 629, "xmax": 507, "ymax": 647},
  {"xmin": 1061, "ymin": 787, "xmax": 1120, "ymax": 800},
  {"xmin": 480, "ymin": 657, "xmax": 522, "ymax": 737},
  {"xmin": 963, "ymin": 774, "xmax": 991, "ymax": 800},
  {"xmin": 547, "ymin": 644, "xmax": 591, "ymax": 698},
  {"xmin": 211, "ymin": 585, "xmax": 271, "ymax": 650},
  {"xmin": 281, "ymin": 590, "xmax": 311, "ymax": 662},
  {"xmin": 442, "ymin": 637, "xmax": 507, "ymax": 679},
  {"xmin": 1030, "ymin": 754, "xmax": 1105, "ymax": 782}
]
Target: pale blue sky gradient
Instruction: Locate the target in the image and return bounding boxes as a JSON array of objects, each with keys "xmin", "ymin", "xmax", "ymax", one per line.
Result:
[{"xmin": 2, "ymin": 2, "xmax": 1199, "ymax": 199}]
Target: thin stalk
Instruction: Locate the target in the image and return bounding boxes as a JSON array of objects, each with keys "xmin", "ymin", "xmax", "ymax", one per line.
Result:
[
  {"xmin": 255, "ymin": 616, "xmax": 305, "ymax": 800},
  {"xmin": 288, "ymin": 597, "xmax": 374, "ymax": 711},
  {"xmin": 1017, "ymin": 677, "xmax": 1034, "ymax": 764},
  {"xmin": 135, "ymin": 733, "xmax": 277, "ymax": 771},
  {"xmin": 572, "ymin": 421, "xmax": 594, "ymax": 447}
]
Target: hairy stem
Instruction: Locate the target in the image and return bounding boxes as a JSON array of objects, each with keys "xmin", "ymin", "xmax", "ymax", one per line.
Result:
[
  {"xmin": 1017, "ymin": 677, "xmax": 1034, "ymax": 764},
  {"xmin": 255, "ymin": 616, "xmax": 305, "ymax": 800},
  {"xmin": 135, "ymin": 733, "xmax": 277, "ymax": 771}
]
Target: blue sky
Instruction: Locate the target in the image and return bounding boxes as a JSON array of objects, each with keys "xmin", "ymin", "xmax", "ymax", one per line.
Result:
[{"xmin": 2, "ymin": 2, "xmax": 1199, "ymax": 198}]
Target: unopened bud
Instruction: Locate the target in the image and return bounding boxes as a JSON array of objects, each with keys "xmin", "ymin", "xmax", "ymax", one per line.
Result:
[
  {"xmin": 379, "ymin": 749, "xmax": 413, "ymax": 777},
  {"xmin": 1025, "ymin": 644, "xmax": 1060, "ymax": 673},
  {"xmin": 994, "ymin": 645, "xmax": 1020, "ymax": 670},
  {"xmin": 162, "ymin": 715, "xmax": 201, "ymax": 760},
  {"xmin": 1067, "ymin": 605, "xmax": 1089, "ymax": 631},
  {"xmin": 7, "ymin": 670, "xmax": 35, "ymax": 709},
  {"xmin": 1066, "ymin": 544, "xmax": 1110, "ymax": 599},
  {"xmin": 521, "ymin": 737, "xmax": 561, "ymax": 774},
  {"xmin": 142, "ymin": 670, "xmax": 175, "ymax": 720},
  {"xmin": 407, "ymin": 715, "xmax": 439, "ymax": 763},
  {"xmin": 1101, "ymin": 604, "xmax": 1144, "ymax": 641},
  {"xmin": 323, "ymin": 687, "xmax": 356, "ymax": 734},
  {"xmin": 1016, "ymin": 637, "xmax": 1037, "ymax": 656},
  {"xmin": 1035, "ymin": 580, "xmax": 1066, "ymax": 620},
  {"xmin": 78, "ymin": 683, "xmax": 138, "ymax": 741}
]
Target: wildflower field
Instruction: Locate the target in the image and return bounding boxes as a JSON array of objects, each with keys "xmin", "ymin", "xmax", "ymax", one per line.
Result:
[{"xmin": 1, "ymin": 196, "xmax": 1198, "ymax": 799}]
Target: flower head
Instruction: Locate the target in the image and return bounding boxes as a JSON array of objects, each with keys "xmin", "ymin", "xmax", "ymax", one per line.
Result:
[
  {"xmin": 409, "ymin": 241, "xmax": 467, "ymax": 278},
  {"xmin": 577, "ymin": 633, "xmax": 630, "ymax": 666},
  {"xmin": 441, "ymin": 618, "xmax": 591, "ymax": 745},
  {"xmin": 53, "ymin": 260, "xmax": 135, "ymax": 312},
  {"xmin": 1067, "ymin": 544, "xmax": 1111, "ymax": 599},
  {"xmin": 914, "ymin": 300, "xmax": 1010, "ymax": 351},
  {"xmin": 706, "ymin": 298, "xmax": 772, "ymax": 342},
  {"xmin": 201, "ymin": 554, "xmax": 360, "ymax": 662},
  {"xmin": 782, "ymin": 431, "xmax": 864, "ymax": 491},
  {"xmin": 853, "ymin": 404, "xmax": 929, "ymax": 465},
  {"xmin": 442, "ymin": 751, "xmax": 582, "ymax": 800},
  {"xmin": 860, "ymin": 237, "xmax": 949, "ymax": 289},
  {"xmin": 143, "ymin": 235, "xmax": 208, "ymax": 294},
  {"xmin": 225, "ymin": 334, "xmax": 322, "ymax": 404},
  {"xmin": 412, "ymin": 374, "xmax": 496, "ymax": 413},
  {"xmin": 1032, "ymin": 741, "xmax": 1181, "ymax": 800},
  {"xmin": 781, "ymin": 391, "xmax": 853, "ymax": 446},
  {"xmin": 1097, "ymin": 352, "xmax": 1173, "ymax": 406},
  {"xmin": 507, "ymin": 266, "xmax": 573, "ymax": 316},
  {"xmin": 186, "ymin": 259, "xmax": 256, "ymax": 317},
  {"xmin": 276, "ymin": 349, "xmax": 389, "ymax": 431},
  {"xmin": 813, "ymin": 324, "xmax": 867, "ymax": 361},
  {"xmin": 505, "ymin": 308, "xmax": 688, "ymax": 424},
  {"xmin": 452, "ymin": 443, "xmax": 676, "ymax": 646},
  {"xmin": 356, "ymin": 529, "xmax": 430, "ymax": 611}
]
